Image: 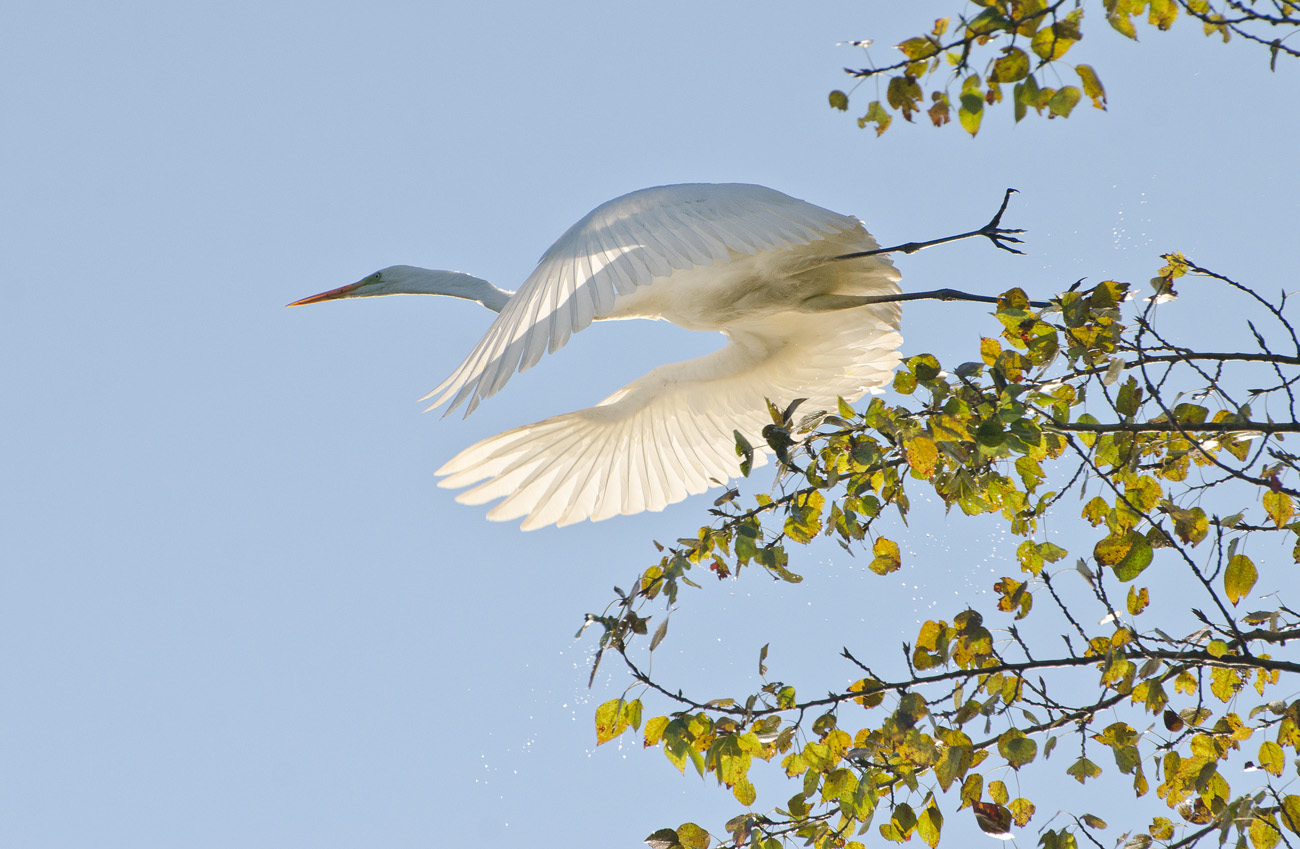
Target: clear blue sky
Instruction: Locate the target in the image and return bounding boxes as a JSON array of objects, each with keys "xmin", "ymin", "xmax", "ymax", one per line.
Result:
[{"xmin": 3, "ymin": 2, "xmax": 1297, "ymax": 846}]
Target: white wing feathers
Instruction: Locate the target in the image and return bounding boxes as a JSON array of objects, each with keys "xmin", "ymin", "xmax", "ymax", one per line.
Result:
[
  {"xmin": 436, "ymin": 309, "xmax": 902, "ymax": 530},
  {"xmin": 422, "ymin": 184, "xmax": 863, "ymax": 415}
]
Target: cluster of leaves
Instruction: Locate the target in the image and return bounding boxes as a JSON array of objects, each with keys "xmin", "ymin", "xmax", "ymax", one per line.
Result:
[
  {"xmin": 828, "ymin": 0, "xmax": 1299, "ymax": 136},
  {"xmin": 588, "ymin": 261, "xmax": 1300, "ymax": 848}
]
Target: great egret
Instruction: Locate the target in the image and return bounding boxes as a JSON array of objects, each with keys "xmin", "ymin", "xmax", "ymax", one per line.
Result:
[{"xmin": 290, "ymin": 183, "xmax": 903, "ymax": 529}]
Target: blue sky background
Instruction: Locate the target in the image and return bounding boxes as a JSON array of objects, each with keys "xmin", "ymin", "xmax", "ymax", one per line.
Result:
[{"xmin": 4, "ymin": 1, "xmax": 1298, "ymax": 846}]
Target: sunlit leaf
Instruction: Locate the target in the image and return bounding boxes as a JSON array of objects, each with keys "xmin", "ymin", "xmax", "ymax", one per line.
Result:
[
  {"xmin": 869, "ymin": 537, "xmax": 902, "ymax": 575},
  {"xmin": 1264, "ymin": 491, "xmax": 1294, "ymax": 527},
  {"xmin": 675, "ymin": 822, "xmax": 711, "ymax": 849},
  {"xmin": 918, "ymin": 805, "xmax": 944, "ymax": 848},
  {"xmin": 991, "ymin": 47, "xmax": 1030, "ymax": 82},
  {"xmin": 1225, "ymin": 554, "xmax": 1258, "ymax": 605},
  {"xmin": 1095, "ymin": 530, "xmax": 1153, "ymax": 581},
  {"xmin": 997, "ymin": 729, "xmax": 1037, "ymax": 768},
  {"xmin": 1076, "ymin": 64, "xmax": 1107, "ymax": 109},
  {"xmin": 596, "ymin": 699, "xmax": 630, "ymax": 744},
  {"xmin": 1281, "ymin": 796, "xmax": 1300, "ymax": 834},
  {"xmin": 959, "ymin": 92, "xmax": 984, "ymax": 136}
]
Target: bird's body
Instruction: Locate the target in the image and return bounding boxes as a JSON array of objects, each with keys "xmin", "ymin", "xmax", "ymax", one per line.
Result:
[{"xmin": 290, "ymin": 183, "xmax": 903, "ymax": 529}]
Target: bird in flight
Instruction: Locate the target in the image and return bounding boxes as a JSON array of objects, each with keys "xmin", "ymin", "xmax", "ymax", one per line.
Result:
[{"xmin": 290, "ymin": 183, "xmax": 903, "ymax": 529}]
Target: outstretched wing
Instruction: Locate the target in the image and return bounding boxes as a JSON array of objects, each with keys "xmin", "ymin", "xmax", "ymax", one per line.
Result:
[
  {"xmin": 435, "ymin": 308, "xmax": 902, "ymax": 530},
  {"xmin": 423, "ymin": 183, "xmax": 863, "ymax": 415}
]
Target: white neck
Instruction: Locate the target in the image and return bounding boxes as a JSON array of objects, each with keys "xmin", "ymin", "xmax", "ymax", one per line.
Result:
[{"xmin": 380, "ymin": 265, "xmax": 513, "ymax": 313}]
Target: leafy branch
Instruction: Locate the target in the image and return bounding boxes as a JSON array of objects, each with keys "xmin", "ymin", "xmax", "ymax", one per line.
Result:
[
  {"xmin": 830, "ymin": 0, "xmax": 1299, "ymax": 136},
  {"xmin": 587, "ymin": 257, "xmax": 1300, "ymax": 849}
]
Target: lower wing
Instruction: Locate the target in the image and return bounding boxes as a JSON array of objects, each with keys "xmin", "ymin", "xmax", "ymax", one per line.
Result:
[{"xmin": 435, "ymin": 307, "xmax": 902, "ymax": 530}]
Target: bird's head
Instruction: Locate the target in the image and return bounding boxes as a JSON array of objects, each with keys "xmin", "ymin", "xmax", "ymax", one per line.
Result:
[{"xmin": 286, "ymin": 266, "xmax": 424, "ymax": 306}]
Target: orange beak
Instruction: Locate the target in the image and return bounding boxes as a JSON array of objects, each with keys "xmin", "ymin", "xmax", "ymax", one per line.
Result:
[{"xmin": 286, "ymin": 281, "xmax": 362, "ymax": 307}]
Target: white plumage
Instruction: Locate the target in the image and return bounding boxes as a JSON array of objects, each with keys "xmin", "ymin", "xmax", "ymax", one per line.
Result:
[{"xmin": 290, "ymin": 183, "xmax": 903, "ymax": 529}]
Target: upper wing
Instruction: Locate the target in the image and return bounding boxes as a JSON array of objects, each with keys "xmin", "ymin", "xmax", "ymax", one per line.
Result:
[
  {"xmin": 422, "ymin": 183, "xmax": 863, "ymax": 415},
  {"xmin": 435, "ymin": 307, "xmax": 902, "ymax": 530}
]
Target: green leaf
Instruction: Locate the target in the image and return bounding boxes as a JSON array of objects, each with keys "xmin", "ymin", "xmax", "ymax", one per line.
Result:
[
  {"xmin": 958, "ymin": 93, "xmax": 984, "ymax": 136},
  {"xmin": 645, "ymin": 828, "xmax": 681, "ymax": 849},
  {"xmin": 829, "ymin": 90, "xmax": 849, "ymax": 111},
  {"xmin": 997, "ymin": 729, "xmax": 1038, "ymax": 769},
  {"xmin": 1048, "ymin": 86, "xmax": 1081, "ymax": 118},
  {"xmin": 1067, "ymin": 756, "xmax": 1102, "ymax": 782},
  {"xmin": 733, "ymin": 430, "xmax": 754, "ymax": 477},
  {"xmin": 1095, "ymin": 531, "xmax": 1154, "ymax": 581},
  {"xmin": 1225, "ymin": 554, "xmax": 1257, "ymax": 605},
  {"xmin": 887, "ymin": 75, "xmax": 924, "ymax": 119},
  {"xmin": 625, "ymin": 699, "xmax": 643, "ymax": 731},
  {"xmin": 859, "ymin": 100, "xmax": 892, "ymax": 135},
  {"xmin": 990, "ymin": 47, "xmax": 1030, "ymax": 83},
  {"xmin": 896, "ymin": 36, "xmax": 937, "ymax": 60}
]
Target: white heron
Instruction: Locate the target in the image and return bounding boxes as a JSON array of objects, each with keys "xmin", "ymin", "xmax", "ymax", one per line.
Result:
[{"xmin": 290, "ymin": 183, "xmax": 904, "ymax": 529}]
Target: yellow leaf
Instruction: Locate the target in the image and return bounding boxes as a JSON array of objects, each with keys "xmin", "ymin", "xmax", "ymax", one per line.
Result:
[
  {"xmin": 644, "ymin": 716, "xmax": 670, "ymax": 747},
  {"xmin": 1031, "ymin": 25, "xmax": 1076, "ymax": 60},
  {"xmin": 1264, "ymin": 491, "xmax": 1294, "ymax": 527},
  {"xmin": 958, "ymin": 92, "xmax": 983, "ymax": 136},
  {"xmin": 1148, "ymin": 0, "xmax": 1178, "ymax": 30},
  {"xmin": 870, "ymin": 537, "xmax": 902, "ymax": 575},
  {"xmin": 981, "ymin": 337, "xmax": 1002, "ymax": 365},
  {"xmin": 1108, "ymin": 10, "xmax": 1138, "ymax": 39},
  {"xmin": 1225, "ymin": 554, "xmax": 1258, "ymax": 605},
  {"xmin": 1127, "ymin": 586, "xmax": 1150, "ymax": 616},
  {"xmin": 896, "ymin": 36, "xmax": 937, "ymax": 60},
  {"xmin": 1259, "ymin": 741, "xmax": 1286, "ymax": 776},
  {"xmin": 1074, "ymin": 64, "xmax": 1107, "ymax": 109},
  {"xmin": 1281, "ymin": 796, "xmax": 1300, "ymax": 834},
  {"xmin": 918, "ymin": 805, "xmax": 944, "ymax": 848},
  {"xmin": 1250, "ymin": 816, "xmax": 1282, "ymax": 849},
  {"xmin": 906, "ymin": 436, "xmax": 940, "ymax": 478},
  {"xmin": 675, "ymin": 822, "xmax": 711, "ymax": 849},
  {"xmin": 595, "ymin": 699, "xmax": 629, "ymax": 745},
  {"xmin": 991, "ymin": 47, "xmax": 1030, "ymax": 82}
]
